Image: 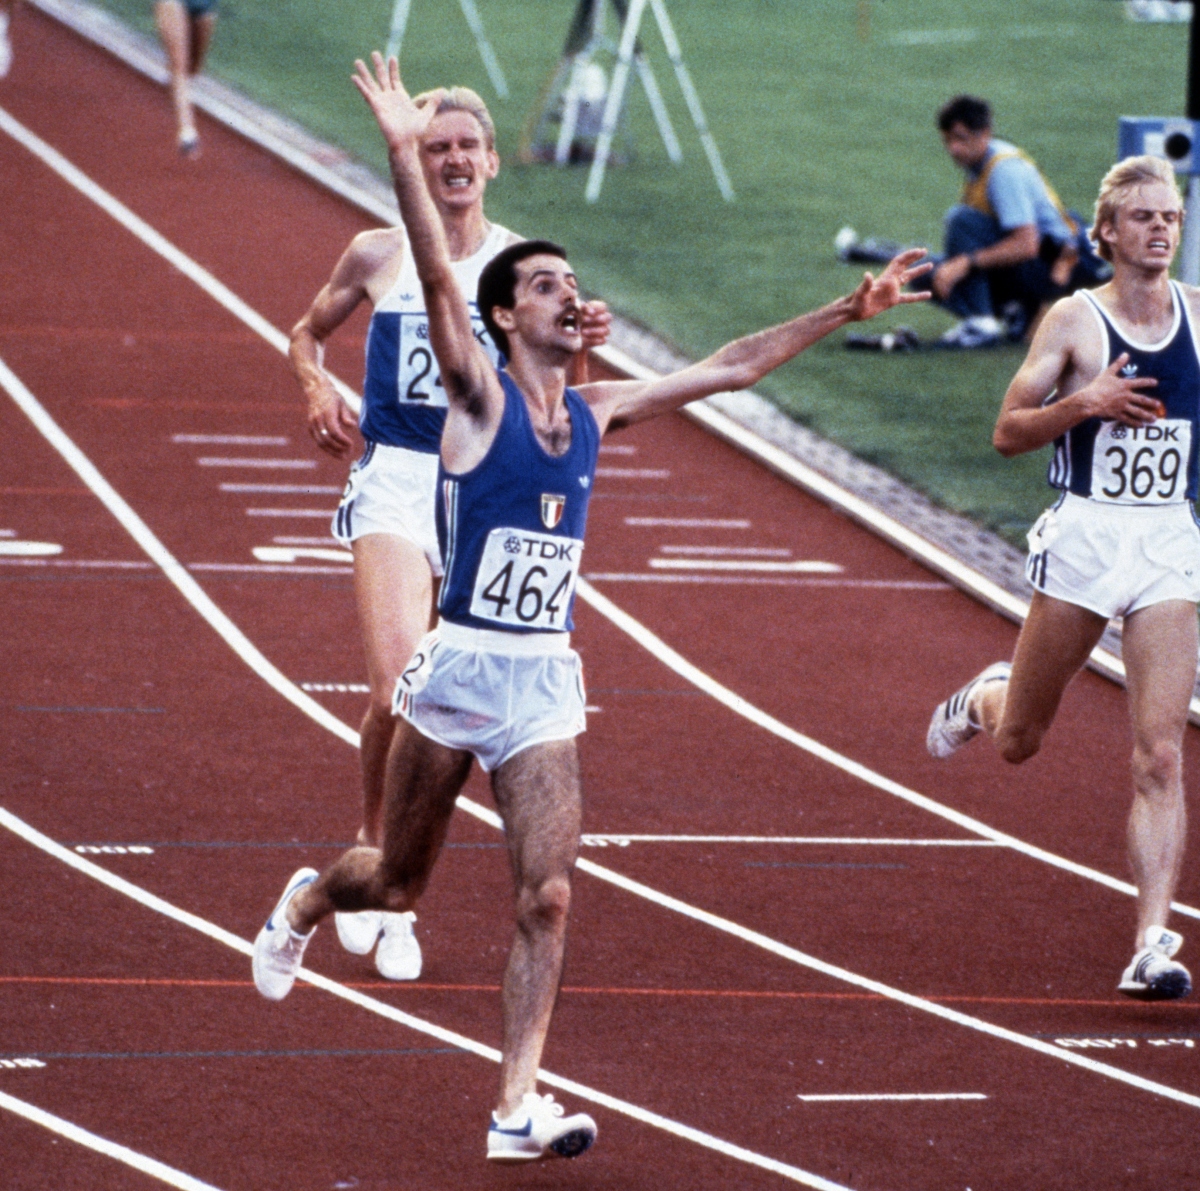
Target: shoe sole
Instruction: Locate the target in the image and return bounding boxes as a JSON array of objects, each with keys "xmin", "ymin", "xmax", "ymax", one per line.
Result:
[
  {"xmin": 1118, "ymin": 972, "xmax": 1193, "ymax": 1000},
  {"xmin": 487, "ymin": 1128, "xmax": 596, "ymax": 1162}
]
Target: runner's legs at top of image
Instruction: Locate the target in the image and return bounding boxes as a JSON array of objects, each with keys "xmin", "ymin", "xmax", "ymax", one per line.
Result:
[{"xmin": 154, "ymin": 0, "xmax": 217, "ymax": 155}]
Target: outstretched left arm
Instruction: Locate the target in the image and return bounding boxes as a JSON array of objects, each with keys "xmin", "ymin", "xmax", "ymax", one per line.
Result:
[{"xmin": 581, "ymin": 249, "xmax": 930, "ymax": 433}]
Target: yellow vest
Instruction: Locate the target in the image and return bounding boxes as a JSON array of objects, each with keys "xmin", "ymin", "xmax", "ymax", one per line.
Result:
[{"xmin": 962, "ymin": 146, "xmax": 1078, "ymax": 235}]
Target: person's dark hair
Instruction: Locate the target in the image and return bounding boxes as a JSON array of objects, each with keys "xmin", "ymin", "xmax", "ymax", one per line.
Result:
[
  {"xmin": 476, "ymin": 239, "xmax": 568, "ymax": 358},
  {"xmin": 937, "ymin": 95, "xmax": 992, "ymax": 134}
]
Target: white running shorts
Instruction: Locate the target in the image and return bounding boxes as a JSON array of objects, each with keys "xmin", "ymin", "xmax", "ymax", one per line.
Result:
[
  {"xmin": 332, "ymin": 441, "xmax": 442, "ymax": 576},
  {"xmin": 392, "ymin": 621, "xmax": 587, "ymax": 773},
  {"xmin": 1025, "ymin": 493, "xmax": 1200, "ymax": 619}
]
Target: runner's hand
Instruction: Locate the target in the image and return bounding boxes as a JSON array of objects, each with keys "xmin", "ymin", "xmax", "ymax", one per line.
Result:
[
  {"xmin": 1082, "ymin": 353, "xmax": 1162, "ymax": 426},
  {"xmin": 579, "ymin": 300, "xmax": 612, "ymax": 350},
  {"xmin": 307, "ymin": 382, "xmax": 358, "ymax": 458},
  {"xmin": 352, "ymin": 52, "xmax": 441, "ymax": 154},
  {"xmin": 846, "ymin": 248, "xmax": 932, "ymax": 322}
]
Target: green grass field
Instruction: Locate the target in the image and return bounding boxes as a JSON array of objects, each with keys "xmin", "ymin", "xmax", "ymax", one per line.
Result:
[{"xmin": 91, "ymin": 0, "xmax": 1190, "ymax": 542}]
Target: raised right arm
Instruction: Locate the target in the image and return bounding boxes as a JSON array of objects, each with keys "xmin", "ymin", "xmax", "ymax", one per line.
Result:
[{"xmin": 352, "ymin": 54, "xmax": 496, "ymax": 417}]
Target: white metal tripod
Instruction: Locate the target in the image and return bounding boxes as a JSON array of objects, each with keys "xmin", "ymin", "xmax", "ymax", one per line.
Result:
[
  {"xmin": 385, "ymin": 0, "xmax": 508, "ymax": 99},
  {"xmin": 585, "ymin": 0, "xmax": 734, "ymax": 202},
  {"xmin": 525, "ymin": 0, "xmax": 680, "ymax": 168}
]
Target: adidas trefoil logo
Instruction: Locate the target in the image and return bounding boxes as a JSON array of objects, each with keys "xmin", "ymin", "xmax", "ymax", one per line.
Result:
[
  {"xmin": 579, "ymin": 475, "xmax": 590, "ymax": 488},
  {"xmin": 1121, "ymin": 362, "xmax": 1139, "ymax": 377}
]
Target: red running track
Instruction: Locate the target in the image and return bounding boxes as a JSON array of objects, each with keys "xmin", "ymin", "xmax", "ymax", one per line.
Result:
[{"xmin": 3, "ymin": 9, "xmax": 1200, "ymax": 1189}]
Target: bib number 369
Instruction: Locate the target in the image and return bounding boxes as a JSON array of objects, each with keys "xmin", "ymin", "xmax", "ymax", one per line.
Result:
[
  {"xmin": 470, "ymin": 528, "xmax": 583, "ymax": 630},
  {"xmin": 1092, "ymin": 419, "xmax": 1191, "ymax": 504}
]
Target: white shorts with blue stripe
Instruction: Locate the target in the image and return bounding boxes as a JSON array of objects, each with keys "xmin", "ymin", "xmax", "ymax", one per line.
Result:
[
  {"xmin": 333, "ymin": 441, "xmax": 442, "ymax": 576},
  {"xmin": 1026, "ymin": 493, "xmax": 1200, "ymax": 619}
]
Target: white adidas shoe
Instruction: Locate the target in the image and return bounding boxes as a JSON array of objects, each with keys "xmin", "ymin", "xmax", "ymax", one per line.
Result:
[
  {"xmin": 335, "ymin": 910, "xmax": 383, "ymax": 956},
  {"xmin": 487, "ymin": 1092, "xmax": 596, "ymax": 1162},
  {"xmin": 926, "ymin": 662, "xmax": 1011, "ymax": 759},
  {"xmin": 252, "ymin": 868, "xmax": 318, "ymax": 1001},
  {"xmin": 375, "ymin": 911, "xmax": 422, "ymax": 981},
  {"xmin": 1118, "ymin": 927, "xmax": 1193, "ymax": 1000}
]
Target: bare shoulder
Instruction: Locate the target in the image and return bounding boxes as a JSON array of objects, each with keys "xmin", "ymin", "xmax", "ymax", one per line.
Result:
[
  {"xmin": 339, "ymin": 227, "xmax": 407, "ymax": 298},
  {"xmin": 1177, "ymin": 280, "xmax": 1200, "ymax": 320}
]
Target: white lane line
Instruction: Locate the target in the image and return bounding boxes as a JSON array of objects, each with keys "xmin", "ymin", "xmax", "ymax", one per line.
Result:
[
  {"xmin": 173, "ymin": 434, "xmax": 288, "ymax": 446},
  {"xmin": 220, "ymin": 484, "xmax": 341, "ymax": 494},
  {"xmin": 0, "ymin": 558, "xmax": 154, "ymax": 569},
  {"xmin": 0, "ymin": 540, "xmax": 62, "ymax": 556},
  {"xmin": 7, "ymin": 116, "xmax": 1200, "ymax": 1111},
  {"xmin": 579, "ymin": 836, "xmax": 1005, "ymax": 846},
  {"xmin": 189, "ymin": 563, "xmax": 353, "ymax": 575},
  {"xmin": 252, "ymin": 547, "xmax": 353, "ymax": 564},
  {"xmin": 599, "ymin": 444, "xmax": 637, "ymax": 455},
  {"xmin": 6, "ymin": 359, "xmax": 1200, "ymax": 1118},
  {"xmin": 574, "ymin": 578, "xmax": 1200, "ymax": 923},
  {"xmin": 0, "ymin": 355, "xmax": 358, "ymax": 750},
  {"xmin": 797, "ymin": 1093, "xmax": 987, "ymax": 1103},
  {"xmin": 301, "ymin": 682, "xmax": 370, "ymax": 693},
  {"xmin": 272, "ymin": 536, "xmax": 342, "ymax": 545},
  {"xmin": 0, "ymin": 1089, "xmax": 223, "ymax": 1190},
  {"xmin": 660, "ymin": 546, "xmax": 791, "ymax": 556},
  {"xmin": 586, "ymin": 574, "xmax": 950, "ymax": 589},
  {"xmin": 0, "ymin": 103, "xmax": 368, "ymax": 402},
  {"xmin": 245, "ymin": 508, "xmax": 336, "ymax": 518},
  {"xmin": 624, "ymin": 517, "xmax": 750, "ymax": 528},
  {"xmin": 197, "ymin": 458, "xmax": 316, "ymax": 469},
  {"xmin": 649, "ymin": 559, "xmax": 842, "ymax": 573},
  {"xmin": 0, "ymin": 528, "xmax": 16, "ymax": 536},
  {"xmin": 0, "ymin": 807, "xmax": 852, "ymax": 1191}
]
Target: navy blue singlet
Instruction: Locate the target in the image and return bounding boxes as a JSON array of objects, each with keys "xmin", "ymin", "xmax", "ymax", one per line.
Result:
[
  {"xmin": 359, "ymin": 223, "xmax": 511, "ymax": 452},
  {"xmin": 437, "ymin": 371, "xmax": 601, "ymax": 633},
  {"xmin": 1048, "ymin": 282, "xmax": 1200, "ymax": 504}
]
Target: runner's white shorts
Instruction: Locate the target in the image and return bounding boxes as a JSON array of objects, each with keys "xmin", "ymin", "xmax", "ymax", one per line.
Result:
[
  {"xmin": 392, "ymin": 620, "xmax": 587, "ymax": 773},
  {"xmin": 1025, "ymin": 492, "xmax": 1200, "ymax": 619},
  {"xmin": 332, "ymin": 441, "xmax": 443, "ymax": 577}
]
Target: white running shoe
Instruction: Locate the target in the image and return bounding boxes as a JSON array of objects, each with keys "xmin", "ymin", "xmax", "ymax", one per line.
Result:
[
  {"xmin": 335, "ymin": 910, "xmax": 383, "ymax": 956},
  {"xmin": 1118, "ymin": 927, "xmax": 1193, "ymax": 1000},
  {"xmin": 486, "ymin": 1092, "xmax": 597, "ymax": 1162},
  {"xmin": 926, "ymin": 661, "xmax": 1011, "ymax": 759},
  {"xmin": 939, "ymin": 315, "xmax": 1005, "ymax": 350},
  {"xmin": 375, "ymin": 911, "xmax": 422, "ymax": 981},
  {"xmin": 252, "ymin": 867, "xmax": 318, "ymax": 1001}
]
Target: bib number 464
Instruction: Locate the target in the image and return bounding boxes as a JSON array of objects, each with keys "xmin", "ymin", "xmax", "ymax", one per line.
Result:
[{"xmin": 470, "ymin": 528, "xmax": 584, "ymax": 630}]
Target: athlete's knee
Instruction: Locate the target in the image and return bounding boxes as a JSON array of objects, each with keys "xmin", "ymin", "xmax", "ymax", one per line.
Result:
[
  {"xmin": 1132, "ymin": 739, "xmax": 1183, "ymax": 795},
  {"xmin": 515, "ymin": 874, "xmax": 572, "ymax": 936},
  {"xmin": 995, "ymin": 723, "xmax": 1043, "ymax": 765}
]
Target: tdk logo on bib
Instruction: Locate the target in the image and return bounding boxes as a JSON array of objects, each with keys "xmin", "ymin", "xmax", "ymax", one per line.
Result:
[
  {"xmin": 1110, "ymin": 424, "xmax": 1180, "ymax": 442},
  {"xmin": 541, "ymin": 494, "xmax": 566, "ymax": 529}
]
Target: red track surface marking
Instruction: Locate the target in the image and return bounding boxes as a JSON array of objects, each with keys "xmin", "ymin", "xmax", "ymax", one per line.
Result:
[{"xmin": 5, "ymin": 8, "xmax": 1200, "ymax": 1188}]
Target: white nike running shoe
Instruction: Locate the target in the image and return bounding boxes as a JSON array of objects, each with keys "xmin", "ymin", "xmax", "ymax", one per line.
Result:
[
  {"xmin": 252, "ymin": 867, "xmax": 318, "ymax": 1001},
  {"xmin": 375, "ymin": 911, "xmax": 422, "ymax": 981},
  {"xmin": 335, "ymin": 910, "xmax": 383, "ymax": 956},
  {"xmin": 926, "ymin": 661, "xmax": 1011, "ymax": 759},
  {"xmin": 1118, "ymin": 927, "xmax": 1193, "ymax": 1001},
  {"xmin": 487, "ymin": 1092, "xmax": 596, "ymax": 1162}
]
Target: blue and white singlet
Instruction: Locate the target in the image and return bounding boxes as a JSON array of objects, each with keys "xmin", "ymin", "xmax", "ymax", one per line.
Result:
[
  {"xmin": 1048, "ymin": 281, "xmax": 1200, "ymax": 504},
  {"xmin": 437, "ymin": 371, "xmax": 601, "ymax": 633},
  {"xmin": 359, "ymin": 222, "xmax": 513, "ymax": 452}
]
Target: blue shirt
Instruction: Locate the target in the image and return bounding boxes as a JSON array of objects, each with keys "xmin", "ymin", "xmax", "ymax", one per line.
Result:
[{"xmin": 437, "ymin": 371, "xmax": 601, "ymax": 632}]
